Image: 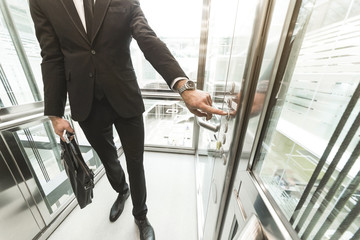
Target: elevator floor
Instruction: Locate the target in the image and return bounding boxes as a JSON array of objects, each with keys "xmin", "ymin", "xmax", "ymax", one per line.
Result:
[{"xmin": 48, "ymin": 151, "xmax": 198, "ymax": 240}]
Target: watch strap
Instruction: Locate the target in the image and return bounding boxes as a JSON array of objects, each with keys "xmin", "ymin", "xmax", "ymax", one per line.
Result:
[{"xmin": 178, "ymin": 80, "xmax": 195, "ymax": 94}]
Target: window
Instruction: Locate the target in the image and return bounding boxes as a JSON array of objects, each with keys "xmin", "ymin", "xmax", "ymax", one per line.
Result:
[{"xmin": 253, "ymin": 1, "xmax": 360, "ymax": 239}]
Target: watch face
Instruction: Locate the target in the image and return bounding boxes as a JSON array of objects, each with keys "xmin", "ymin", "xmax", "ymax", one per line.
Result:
[{"xmin": 186, "ymin": 81, "xmax": 195, "ymax": 88}]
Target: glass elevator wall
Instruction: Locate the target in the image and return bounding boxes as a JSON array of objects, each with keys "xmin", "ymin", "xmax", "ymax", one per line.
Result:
[
  {"xmin": 1, "ymin": 0, "xmax": 360, "ymax": 239},
  {"xmin": 253, "ymin": 0, "xmax": 360, "ymax": 239},
  {"xmin": 0, "ymin": 0, "xmax": 203, "ymax": 239}
]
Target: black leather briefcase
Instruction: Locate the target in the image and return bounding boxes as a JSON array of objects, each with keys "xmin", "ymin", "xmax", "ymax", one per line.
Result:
[{"xmin": 60, "ymin": 131, "xmax": 94, "ymax": 209}]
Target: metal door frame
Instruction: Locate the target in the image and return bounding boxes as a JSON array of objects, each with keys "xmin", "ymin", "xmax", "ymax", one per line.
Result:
[
  {"xmin": 218, "ymin": 0, "xmax": 317, "ymax": 239},
  {"xmin": 198, "ymin": 0, "xmax": 283, "ymax": 237}
]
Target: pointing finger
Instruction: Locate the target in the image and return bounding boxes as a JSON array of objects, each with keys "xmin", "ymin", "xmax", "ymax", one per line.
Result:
[
  {"xmin": 189, "ymin": 108, "xmax": 208, "ymax": 118},
  {"xmin": 199, "ymin": 104, "xmax": 227, "ymax": 116}
]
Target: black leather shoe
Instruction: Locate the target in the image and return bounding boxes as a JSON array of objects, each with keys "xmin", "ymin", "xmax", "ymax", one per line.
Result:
[
  {"xmin": 135, "ymin": 217, "xmax": 155, "ymax": 240},
  {"xmin": 109, "ymin": 189, "xmax": 130, "ymax": 222}
]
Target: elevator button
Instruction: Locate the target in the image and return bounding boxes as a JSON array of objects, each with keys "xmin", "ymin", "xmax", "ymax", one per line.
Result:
[
  {"xmin": 220, "ymin": 147, "xmax": 224, "ymax": 155},
  {"xmin": 230, "ymin": 82, "xmax": 236, "ymax": 94},
  {"xmin": 216, "ymin": 141, "xmax": 222, "ymax": 150},
  {"xmin": 227, "ymin": 98, "xmax": 232, "ymax": 109},
  {"xmin": 226, "ymin": 111, "xmax": 231, "ymax": 121},
  {"xmin": 211, "ymin": 180, "xmax": 217, "ymax": 203},
  {"xmin": 222, "ymin": 154, "xmax": 227, "ymax": 165},
  {"xmin": 224, "ymin": 122, "xmax": 228, "ymax": 133}
]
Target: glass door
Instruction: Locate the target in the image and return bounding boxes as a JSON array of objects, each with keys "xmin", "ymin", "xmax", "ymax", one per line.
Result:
[
  {"xmin": 196, "ymin": 0, "xmax": 261, "ymax": 239},
  {"xmin": 221, "ymin": 0, "xmax": 360, "ymax": 239}
]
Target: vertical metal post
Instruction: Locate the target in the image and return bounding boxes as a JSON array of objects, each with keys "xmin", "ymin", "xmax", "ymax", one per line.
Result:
[{"xmin": 192, "ymin": 0, "xmax": 212, "ymax": 150}]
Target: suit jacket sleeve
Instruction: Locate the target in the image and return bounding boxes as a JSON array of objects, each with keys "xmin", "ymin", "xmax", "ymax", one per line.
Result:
[
  {"xmin": 129, "ymin": 0, "xmax": 188, "ymax": 88},
  {"xmin": 29, "ymin": 0, "xmax": 67, "ymax": 117}
]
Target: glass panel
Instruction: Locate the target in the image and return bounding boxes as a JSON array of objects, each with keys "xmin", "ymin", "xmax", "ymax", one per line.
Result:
[
  {"xmin": 0, "ymin": 1, "xmax": 35, "ymax": 106},
  {"xmin": 197, "ymin": 0, "xmax": 239, "ymax": 233},
  {"xmin": 130, "ymin": 0, "xmax": 199, "ymax": 148},
  {"xmin": 228, "ymin": 0, "xmax": 291, "ymax": 155},
  {"xmin": 198, "ymin": 0, "xmax": 243, "ymax": 151},
  {"xmin": 144, "ymin": 99, "xmax": 193, "ymax": 147},
  {"xmin": 6, "ymin": 0, "xmax": 43, "ymax": 96},
  {"xmin": 130, "ymin": 0, "xmax": 202, "ymax": 90},
  {"xmin": 253, "ymin": 0, "xmax": 360, "ymax": 239},
  {"xmin": 6, "ymin": 118, "xmax": 102, "ymax": 215},
  {"xmin": 197, "ymin": 0, "xmax": 260, "ymax": 235}
]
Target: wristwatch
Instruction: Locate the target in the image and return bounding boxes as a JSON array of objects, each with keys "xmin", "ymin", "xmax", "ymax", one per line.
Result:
[{"xmin": 178, "ymin": 80, "xmax": 196, "ymax": 94}]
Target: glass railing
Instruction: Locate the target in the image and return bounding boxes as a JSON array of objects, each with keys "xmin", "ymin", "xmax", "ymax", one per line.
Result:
[
  {"xmin": 0, "ymin": 103, "xmax": 107, "ymax": 223},
  {"xmin": 144, "ymin": 99, "xmax": 194, "ymax": 148}
]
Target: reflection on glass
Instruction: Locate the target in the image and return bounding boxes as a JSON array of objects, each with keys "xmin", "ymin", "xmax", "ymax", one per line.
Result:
[
  {"xmin": 254, "ymin": 0, "xmax": 360, "ymax": 239},
  {"xmin": 144, "ymin": 99, "xmax": 193, "ymax": 147},
  {"xmin": 236, "ymin": 0, "xmax": 290, "ymax": 157}
]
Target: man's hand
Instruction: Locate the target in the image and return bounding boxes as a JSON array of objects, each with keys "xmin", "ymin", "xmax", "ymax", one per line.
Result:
[
  {"xmin": 180, "ymin": 89, "xmax": 227, "ymax": 120},
  {"xmin": 49, "ymin": 116, "xmax": 74, "ymax": 142}
]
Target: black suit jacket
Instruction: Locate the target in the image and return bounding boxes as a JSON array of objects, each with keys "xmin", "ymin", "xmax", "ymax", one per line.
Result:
[{"xmin": 30, "ymin": 0, "xmax": 187, "ymax": 121}]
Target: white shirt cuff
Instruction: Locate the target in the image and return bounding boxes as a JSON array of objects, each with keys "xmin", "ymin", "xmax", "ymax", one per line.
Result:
[{"xmin": 170, "ymin": 77, "xmax": 188, "ymax": 92}]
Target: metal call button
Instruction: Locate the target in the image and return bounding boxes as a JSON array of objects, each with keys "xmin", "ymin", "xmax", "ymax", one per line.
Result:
[
  {"xmin": 226, "ymin": 111, "xmax": 231, "ymax": 121},
  {"xmin": 211, "ymin": 180, "xmax": 217, "ymax": 203},
  {"xmin": 220, "ymin": 147, "xmax": 224, "ymax": 155},
  {"xmin": 230, "ymin": 82, "xmax": 235, "ymax": 94},
  {"xmin": 216, "ymin": 141, "xmax": 222, "ymax": 150},
  {"xmin": 227, "ymin": 98, "xmax": 232, "ymax": 109},
  {"xmin": 224, "ymin": 122, "xmax": 228, "ymax": 133},
  {"xmin": 222, "ymin": 153, "xmax": 227, "ymax": 165}
]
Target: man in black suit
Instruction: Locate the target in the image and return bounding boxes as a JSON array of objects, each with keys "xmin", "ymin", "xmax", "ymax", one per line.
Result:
[{"xmin": 30, "ymin": 0, "xmax": 225, "ymax": 239}]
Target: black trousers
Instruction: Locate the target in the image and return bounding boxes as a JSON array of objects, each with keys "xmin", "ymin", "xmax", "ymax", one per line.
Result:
[{"xmin": 78, "ymin": 98, "xmax": 147, "ymax": 219}]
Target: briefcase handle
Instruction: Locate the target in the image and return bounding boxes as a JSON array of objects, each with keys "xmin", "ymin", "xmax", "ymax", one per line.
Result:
[{"xmin": 63, "ymin": 131, "xmax": 72, "ymax": 143}]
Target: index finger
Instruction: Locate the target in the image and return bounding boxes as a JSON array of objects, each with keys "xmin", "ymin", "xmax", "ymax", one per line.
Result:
[{"xmin": 199, "ymin": 104, "xmax": 227, "ymax": 115}]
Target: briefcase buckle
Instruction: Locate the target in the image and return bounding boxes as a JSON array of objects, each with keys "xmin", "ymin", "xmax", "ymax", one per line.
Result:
[{"xmin": 84, "ymin": 179, "xmax": 94, "ymax": 190}]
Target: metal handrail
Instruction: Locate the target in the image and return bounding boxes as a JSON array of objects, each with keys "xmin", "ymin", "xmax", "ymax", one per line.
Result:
[
  {"xmin": 0, "ymin": 101, "xmax": 70, "ymax": 131},
  {"xmin": 0, "ymin": 88, "xmax": 188, "ymax": 131}
]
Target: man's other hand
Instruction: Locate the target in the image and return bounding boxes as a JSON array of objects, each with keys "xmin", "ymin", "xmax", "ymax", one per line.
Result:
[
  {"xmin": 181, "ymin": 89, "xmax": 227, "ymax": 120},
  {"xmin": 49, "ymin": 116, "xmax": 74, "ymax": 141}
]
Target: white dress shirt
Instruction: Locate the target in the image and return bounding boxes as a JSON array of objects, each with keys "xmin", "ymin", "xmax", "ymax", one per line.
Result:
[
  {"xmin": 72, "ymin": 0, "xmax": 89, "ymax": 32},
  {"xmin": 72, "ymin": 0, "xmax": 186, "ymax": 90}
]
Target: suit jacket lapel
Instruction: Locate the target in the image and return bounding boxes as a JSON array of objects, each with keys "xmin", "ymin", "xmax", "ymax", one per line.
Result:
[
  {"xmin": 91, "ymin": 0, "xmax": 112, "ymax": 43},
  {"xmin": 60, "ymin": 0, "xmax": 91, "ymax": 45}
]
